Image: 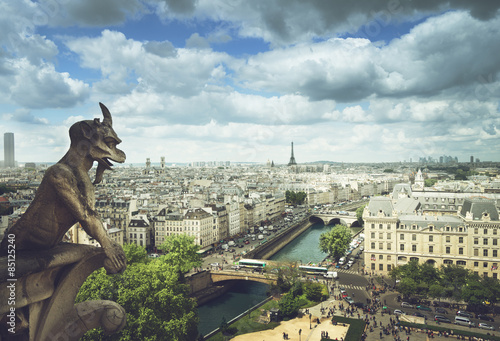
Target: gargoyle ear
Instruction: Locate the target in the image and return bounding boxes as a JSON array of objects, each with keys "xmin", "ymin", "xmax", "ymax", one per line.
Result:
[{"xmin": 80, "ymin": 121, "xmax": 94, "ymax": 140}]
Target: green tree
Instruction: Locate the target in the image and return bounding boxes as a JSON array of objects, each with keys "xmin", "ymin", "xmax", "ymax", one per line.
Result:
[
  {"xmin": 318, "ymin": 224, "xmax": 352, "ymax": 260},
  {"xmin": 278, "ymin": 292, "xmax": 301, "ymax": 318},
  {"xmin": 285, "ymin": 190, "xmax": 307, "ymax": 205},
  {"xmin": 355, "ymin": 204, "xmax": 366, "ymax": 225},
  {"xmin": 77, "ymin": 241, "xmax": 200, "ymax": 340},
  {"xmin": 303, "ymin": 282, "xmax": 323, "ymax": 302},
  {"xmin": 123, "ymin": 243, "xmax": 148, "ymax": 264},
  {"xmin": 424, "ymin": 179, "xmax": 437, "ymax": 187},
  {"xmin": 77, "ymin": 261, "xmax": 199, "ymax": 340},
  {"xmin": 397, "ymin": 277, "xmax": 417, "ymax": 297},
  {"xmin": 157, "ymin": 234, "xmax": 202, "ymax": 274}
]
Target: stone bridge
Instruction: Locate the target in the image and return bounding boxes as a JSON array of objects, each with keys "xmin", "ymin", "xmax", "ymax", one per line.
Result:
[
  {"xmin": 309, "ymin": 213, "xmax": 360, "ymax": 227},
  {"xmin": 210, "ymin": 270, "xmax": 277, "ymax": 285}
]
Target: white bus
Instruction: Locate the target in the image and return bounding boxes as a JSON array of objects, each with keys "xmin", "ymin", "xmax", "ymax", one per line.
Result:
[
  {"xmin": 238, "ymin": 259, "xmax": 266, "ymax": 269},
  {"xmin": 298, "ymin": 265, "xmax": 328, "ymax": 275}
]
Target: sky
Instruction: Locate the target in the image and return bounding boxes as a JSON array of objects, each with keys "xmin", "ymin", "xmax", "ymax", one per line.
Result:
[{"xmin": 1, "ymin": 0, "xmax": 500, "ymax": 165}]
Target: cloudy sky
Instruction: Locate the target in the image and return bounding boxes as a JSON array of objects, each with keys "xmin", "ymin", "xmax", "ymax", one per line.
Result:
[{"xmin": 1, "ymin": 0, "xmax": 500, "ymax": 165}]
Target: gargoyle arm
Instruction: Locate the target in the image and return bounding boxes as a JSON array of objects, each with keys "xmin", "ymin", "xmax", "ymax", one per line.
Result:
[{"xmin": 48, "ymin": 167, "xmax": 113, "ymax": 248}]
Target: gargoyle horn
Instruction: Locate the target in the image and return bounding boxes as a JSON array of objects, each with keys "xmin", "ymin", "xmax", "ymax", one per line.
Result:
[{"xmin": 99, "ymin": 102, "xmax": 112, "ymax": 126}]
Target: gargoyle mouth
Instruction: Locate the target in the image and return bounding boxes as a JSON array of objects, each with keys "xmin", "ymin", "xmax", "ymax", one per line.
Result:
[{"xmin": 99, "ymin": 157, "xmax": 115, "ymax": 170}]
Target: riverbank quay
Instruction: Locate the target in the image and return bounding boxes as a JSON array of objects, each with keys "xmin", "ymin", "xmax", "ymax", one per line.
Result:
[{"xmin": 186, "ymin": 218, "xmax": 314, "ymax": 304}]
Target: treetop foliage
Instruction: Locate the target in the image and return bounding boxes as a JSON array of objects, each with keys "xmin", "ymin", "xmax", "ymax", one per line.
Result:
[
  {"xmin": 318, "ymin": 224, "xmax": 352, "ymax": 260},
  {"xmin": 390, "ymin": 261, "xmax": 500, "ymax": 305}
]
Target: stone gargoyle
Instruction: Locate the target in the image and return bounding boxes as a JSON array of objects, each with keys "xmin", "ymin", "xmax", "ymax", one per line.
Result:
[{"xmin": 0, "ymin": 103, "xmax": 126, "ymax": 274}]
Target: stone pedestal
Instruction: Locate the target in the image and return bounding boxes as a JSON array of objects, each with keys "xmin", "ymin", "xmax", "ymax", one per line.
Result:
[{"xmin": 0, "ymin": 243, "xmax": 126, "ymax": 340}]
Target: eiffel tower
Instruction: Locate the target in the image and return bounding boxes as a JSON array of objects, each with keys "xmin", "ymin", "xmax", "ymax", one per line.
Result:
[{"xmin": 287, "ymin": 142, "xmax": 297, "ymax": 166}]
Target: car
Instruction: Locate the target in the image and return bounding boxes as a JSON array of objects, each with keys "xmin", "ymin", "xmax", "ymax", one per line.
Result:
[
  {"xmin": 413, "ymin": 312, "xmax": 427, "ymax": 319},
  {"xmin": 456, "ymin": 311, "xmax": 474, "ymax": 318},
  {"xmin": 342, "ymin": 264, "xmax": 350, "ymax": 270},
  {"xmin": 401, "ymin": 302, "xmax": 414, "ymax": 309},
  {"xmin": 416, "ymin": 305, "xmax": 432, "ymax": 311},
  {"xmin": 238, "ymin": 244, "xmax": 244, "ymax": 248},
  {"xmin": 478, "ymin": 323, "xmax": 495, "ymax": 330},
  {"xmin": 244, "ymin": 240, "xmax": 250, "ymax": 244},
  {"xmin": 344, "ymin": 296, "xmax": 354, "ymax": 305},
  {"xmin": 230, "ymin": 265, "xmax": 240, "ymax": 270},
  {"xmin": 394, "ymin": 309, "xmax": 406, "ymax": 316},
  {"xmin": 210, "ymin": 262, "xmax": 220, "ymax": 267},
  {"xmin": 435, "ymin": 307, "xmax": 448, "ymax": 314},
  {"xmin": 477, "ymin": 314, "xmax": 494, "ymax": 322},
  {"xmin": 435, "ymin": 315, "xmax": 451, "ymax": 323},
  {"xmin": 342, "ymin": 291, "xmax": 348, "ymax": 298}
]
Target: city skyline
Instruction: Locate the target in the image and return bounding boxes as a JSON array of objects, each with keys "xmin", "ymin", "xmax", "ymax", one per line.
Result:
[{"xmin": 0, "ymin": 1, "xmax": 499, "ymax": 164}]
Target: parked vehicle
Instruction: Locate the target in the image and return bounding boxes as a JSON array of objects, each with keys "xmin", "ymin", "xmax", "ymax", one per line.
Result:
[
  {"xmin": 394, "ymin": 309, "xmax": 406, "ymax": 316},
  {"xmin": 435, "ymin": 307, "xmax": 448, "ymax": 314},
  {"xmin": 456, "ymin": 311, "xmax": 474, "ymax": 319},
  {"xmin": 416, "ymin": 305, "xmax": 432, "ymax": 311},
  {"xmin": 401, "ymin": 302, "xmax": 414, "ymax": 309},
  {"xmin": 454, "ymin": 316, "xmax": 475, "ymax": 327},
  {"xmin": 477, "ymin": 314, "xmax": 494, "ymax": 322},
  {"xmin": 478, "ymin": 323, "xmax": 494, "ymax": 330},
  {"xmin": 435, "ymin": 315, "xmax": 451, "ymax": 323}
]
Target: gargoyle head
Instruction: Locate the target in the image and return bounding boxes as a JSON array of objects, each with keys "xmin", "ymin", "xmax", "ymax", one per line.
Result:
[{"xmin": 69, "ymin": 103, "xmax": 126, "ymax": 184}]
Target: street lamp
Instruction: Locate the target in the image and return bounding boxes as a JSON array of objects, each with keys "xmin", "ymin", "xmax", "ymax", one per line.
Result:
[{"xmin": 309, "ymin": 313, "xmax": 312, "ymax": 329}]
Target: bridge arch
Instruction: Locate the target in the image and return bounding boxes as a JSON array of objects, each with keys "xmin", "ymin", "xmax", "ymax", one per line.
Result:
[{"xmin": 210, "ymin": 270, "xmax": 277, "ymax": 285}]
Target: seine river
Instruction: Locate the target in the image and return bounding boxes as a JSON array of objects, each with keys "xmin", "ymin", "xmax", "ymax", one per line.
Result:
[{"xmin": 197, "ymin": 222, "xmax": 330, "ymax": 336}]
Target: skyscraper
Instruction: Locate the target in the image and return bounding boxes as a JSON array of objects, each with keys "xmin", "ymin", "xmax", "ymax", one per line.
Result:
[
  {"xmin": 4, "ymin": 132, "xmax": 14, "ymax": 168},
  {"xmin": 287, "ymin": 142, "xmax": 297, "ymax": 166}
]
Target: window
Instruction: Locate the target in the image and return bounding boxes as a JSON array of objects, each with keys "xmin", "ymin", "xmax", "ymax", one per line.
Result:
[
  {"xmin": 446, "ymin": 236, "xmax": 450, "ymax": 243},
  {"xmin": 412, "ymin": 245, "xmax": 417, "ymax": 252},
  {"xmin": 371, "ymin": 263, "xmax": 375, "ymax": 270},
  {"xmin": 371, "ymin": 224, "xmax": 375, "ymax": 229},
  {"xmin": 387, "ymin": 255, "xmax": 391, "ymax": 261},
  {"xmin": 457, "ymin": 260, "xmax": 466, "ymax": 266},
  {"xmin": 446, "ymin": 226, "xmax": 450, "ymax": 231},
  {"xmin": 459, "ymin": 247, "xmax": 464, "ymax": 255},
  {"xmin": 446, "ymin": 246, "xmax": 450, "ymax": 254},
  {"xmin": 379, "ymin": 255, "xmax": 383, "ymax": 260},
  {"xmin": 379, "ymin": 224, "xmax": 383, "ymax": 229},
  {"xmin": 387, "ymin": 224, "xmax": 391, "ymax": 230},
  {"xmin": 379, "ymin": 243, "xmax": 383, "ymax": 250},
  {"xmin": 459, "ymin": 237, "xmax": 463, "ymax": 243},
  {"xmin": 429, "ymin": 236, "xmax": 433, "ymax": 242},
  {"xmin": 379, "ymin": 233, "xmax": 383, "ymax": 239},
  {"xmin": 429, "ymin": 245, "xmax": 433, "ymax": 253},
  {"xmin": 484, "ymin": 229, "xmax": 488, "ymax": 235},
  {"xmin": 400, "ymin": 244, "xmax": 405, "ymax": 251},
  {"xmin": 371, "ymin": 242, "xmax": 375, "ymax": 249},
  {"xmin": 474, "ymin": 249, "xmax": 479, "ymax": 256},
  {"xmin": 494, "ymin": 229, "xmax": 498, "ymax": 235},
  {"xmin": 387, "ymin": 264, "xmax": 392, "ymax": 271},
  {"xmin": 483, "ymin": 249, "xmax": 488, "ymax": 257},
  {"xmin": 444, "ymin": 260, "xmax": 453, "ymax": 265},
  {"xmin": 379, "ymin": 264, "xmax": 384, "ymax": 270},
  {"xmin": 493, "ymin": 250, "xmax": 498, "ymax": 257},
  {"xmin": 387, "ymin": 233, "xmax": 391, "ymax": 239},
  {"xmin": 474, "ymin": 238, "xmax": 478, "ymax": 245},
  {"xmin": 474, "ymin": 228, "xmax": 478, "ymax": 234},
  {"xmin": 459, "ymin": 227, "xmax": 463, "ymax": 232},
  {"xmin": 493, "ymin": 239, "xmax": 498, "ymax": 246},
  {"xmin": 387, "ymin": 243, "xmax": 392, "ymax": 250},
  {"xmin": 412, "ymin": 234, "xmax": 416, "ymax": 241},
  {"xmin": 483, "ymin": 262, "xmax": 488, "ymax": 268},
  {"xmin": 429, "ymin": 226, "xmax": 433, "ymax": 231},
  {"xmin": 400, "ymin": 234, "xmax": 404, "ymax": 240},
  {"xmin": 474, "ymin": 262, "xmax": 479, "ymax": 267},
  {"xmin": 484, "ymin": 238, "xmax": 488, "ymax": 245},
  {"xmin": 371, "ymin": 232, "xmax": 375, "ymax": 239}
]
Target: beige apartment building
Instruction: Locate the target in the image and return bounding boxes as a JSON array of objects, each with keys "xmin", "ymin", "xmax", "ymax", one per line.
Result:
[{"xmin": 363, "ymin": 195, "xmax": 500, "ymax": 279}]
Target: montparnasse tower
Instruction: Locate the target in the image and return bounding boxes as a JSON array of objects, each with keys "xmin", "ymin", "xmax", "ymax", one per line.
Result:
[{"xmin": 287, "ymin": 142, "xmax": 297, "ymax": 166}]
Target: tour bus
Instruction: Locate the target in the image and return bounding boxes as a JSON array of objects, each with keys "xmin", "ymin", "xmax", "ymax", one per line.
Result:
[
  {"xmin": 298, "ymin": 265, "xmax": 328, "ymax": 275},
  {"xmin": 238, "ymin": 259, "xmax": 266, "ymax": 269}
]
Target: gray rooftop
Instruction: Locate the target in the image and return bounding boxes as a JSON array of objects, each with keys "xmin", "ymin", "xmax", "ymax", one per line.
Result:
[{"xmin": 460, "ymin": 198, "xmax": 499, "ymax": 221}]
